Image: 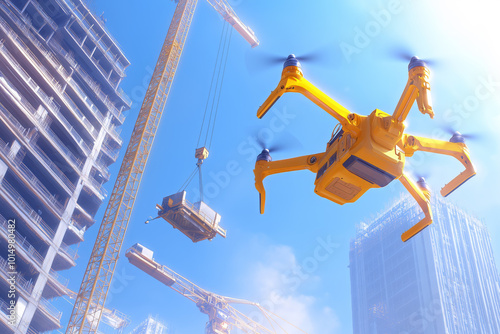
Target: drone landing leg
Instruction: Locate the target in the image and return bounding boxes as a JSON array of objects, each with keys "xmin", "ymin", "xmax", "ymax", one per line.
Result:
[
  {"xmin": 399, "ymin": 173, "xmax": 433, "ymax": 242},
  {"xmin": 403, "ymin": 134, "xmax": 476, "ymax": 197},
  {"xmin": 254, "ymin": 153, "xmax": 324, "ymax": 214}
]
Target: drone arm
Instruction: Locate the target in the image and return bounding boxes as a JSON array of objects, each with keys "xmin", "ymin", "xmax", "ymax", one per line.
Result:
[
  {"xmin": 254, "ymin": 153, "xmax": 324, "ymax": 214},
  {"xmin": 292, "ymin": 77, "xmax": 357, "ymax": 130},
  {"xmin": 257, "ymin": 70, "xmax": 359, "ymax": 135},
  {"xmin": 403, "ymin": 134, "xmax": 476, "ymax": 197},
  {"xmin": 399, "ymin": 172, "xmax": 433, "ymax": 242},
  {"xmin": 393, "ymin": 66, "xmax": 434, "ymax": 122},
  {"xmin": 257, "ymin": 76, "xmax": 292, "ymax": 119}
]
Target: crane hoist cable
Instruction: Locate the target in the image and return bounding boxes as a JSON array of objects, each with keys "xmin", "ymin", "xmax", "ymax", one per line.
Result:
[{"xmin": 179, "ymin": 20, "xmax": 233, "ymax": 201}]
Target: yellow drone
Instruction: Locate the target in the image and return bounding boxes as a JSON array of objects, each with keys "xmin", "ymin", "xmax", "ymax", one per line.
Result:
[{"xmin": 254, "ymin": 54, "xmax": 475, "ymax": 242}]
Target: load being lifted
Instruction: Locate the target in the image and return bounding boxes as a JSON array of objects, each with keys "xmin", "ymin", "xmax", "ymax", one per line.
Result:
[
  {"xmin": 147, "ymin": 147, "xmax": 226, "ymax": 242},
  {"xmin": 146, "ymin": 11, "xmax": 234, "ymax": 244},
  {"xmin": 156, "ymin": 190, "xmax": 226, "ymax": 243}
]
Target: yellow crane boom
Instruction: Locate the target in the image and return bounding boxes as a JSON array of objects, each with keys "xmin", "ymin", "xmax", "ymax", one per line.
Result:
[
  {"xmin": 66, "ymin": 1, "xmax": 258, "ymax": 332},
  {"xmin": 125, "ymin": 244, "xmax": 276, "ymax": 334}
]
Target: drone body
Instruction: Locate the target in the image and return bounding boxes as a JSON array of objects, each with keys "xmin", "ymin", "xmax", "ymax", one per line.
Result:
[{"xmin": 254, "ymin": 55, "xmax": 475, "ymax": 242}]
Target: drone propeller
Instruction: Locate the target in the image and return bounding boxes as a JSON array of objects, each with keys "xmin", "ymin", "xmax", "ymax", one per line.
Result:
[
  {"xmin": 252, "ymin": 129, "xmax": 303, "ymax": 156},
  {"xmin": 246, "ymin": 46, "xmax": 334, "ymax": 73},
  {"xmin": 408, "ymin": 170, "xmax": 432, "ymax": 192},
  {"xmin": 441, "ymin": 125, "xmax": 481, "ymax": 142},
  {"xmin": 389, "ymin": 45, "xmax": 440, "ymax": 68}
]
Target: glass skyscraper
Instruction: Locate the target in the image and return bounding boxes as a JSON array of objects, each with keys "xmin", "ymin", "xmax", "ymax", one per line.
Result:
[{"xmin": 350, "ymin": 195, "xmax": 500, "ymax": 333}]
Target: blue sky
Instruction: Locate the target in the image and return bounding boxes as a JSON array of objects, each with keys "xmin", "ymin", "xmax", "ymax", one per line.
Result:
[{"xmin": 55, "ymin": 0, "xmax": 500, "ymax": 333}]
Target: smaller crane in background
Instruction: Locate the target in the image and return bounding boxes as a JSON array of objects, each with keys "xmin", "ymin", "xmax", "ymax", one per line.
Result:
[
  {"xmin": 64, "ymin": 289, "xmax": 130, "ymax": 333},
  {"xmin": 125, "ymin": 244, "xmax": 305, "ymax": 334}
]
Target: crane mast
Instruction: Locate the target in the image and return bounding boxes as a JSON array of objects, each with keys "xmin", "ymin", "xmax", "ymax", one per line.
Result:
[
  {"xmin": 125, "ymin": 244, "xmax": 274, "ymax": 334},
  {"xmin": 66, "ymin": 0, "xmax": 258, "ymax": 333}
]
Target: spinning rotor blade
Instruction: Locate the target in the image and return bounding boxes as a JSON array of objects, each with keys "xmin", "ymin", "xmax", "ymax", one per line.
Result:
[
  {"xmin": 246, "ymin": 46, "xmax": 333, "ymax": 73},
  {"xmin": 252, "ymin": 130, "xmax": 303, "ymax": 153},
  {"xmin": 441, "ymin": 125, "xmax": 482, "ymax": 141},
  {"xmin": 389, "ymin": 45, "xmax": 440, "ymax": 67}
]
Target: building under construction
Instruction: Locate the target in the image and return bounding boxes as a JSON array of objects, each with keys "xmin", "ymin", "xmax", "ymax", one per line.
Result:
[
  {"xmin": 128, "ymin": 316, "xmax": 168, "ymax": 334},
  {"xmin": 0, "ymin": 0, "xmax": 130, "ymax": 333},
  {"xmin": 350, "ymin": 195, "xmax": 500, "ymax": 333}
]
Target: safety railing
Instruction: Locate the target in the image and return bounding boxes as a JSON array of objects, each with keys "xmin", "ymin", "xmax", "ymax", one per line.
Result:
[
  {"xmin": 59, "ymin": 0, "xmax": 125, "ymax": 60},
  {"xmin": 93, "ymin": 160, "xmax": 111, "ymax": 181},
  {"xmin": 44, "ymin": 126, "xmax": 86, "ymax": 170},
  {"xmin": 0, "ymin": 49, "xmax": 93, "ymax": 158},
  {"xmin": 0, "ymin": 104, "xmax": 76, "ymax": 192},
  {"xmin": 64, "ymin": 2, "xmax": 125, "ymax": 76},
  {"xmin": 0, "ymin": 257, "xmax": 34, "ymax": 294},
  {"xmin": 0, "ymin": 140, "xmax": 65, "ymax": 215},
  {"xmin": 0, "ymin": 213, "xmax": 44, "ymax": 266},
  {"xmin": 74, "ymin": 63, "xmax": 124, "ymax": 119},
  {"xmin": 117, "ymin": 87, "xmax": 132, "ymax": 106},
  {"xmin": 68, "ymin": 218, "xmax": 85, "ymax": 240},
  {"xmin": 26, "ymin": 0, "xmax": 58, "ymax": 30},
  {"xmin": 0, "ymin": 103, "xmax": 31, "ymax": 137},
  {"xmin": 68, "ymin": 77, "xmax": 106, "ymax": 123},
  {"xmin": 0, "ymin": 179, "xmax": 56, "ymax": 239},
  {"xmin": 100, "ymin": 141, "xmax": 119, "ymax": 161},
  {"xmin": 73, "ymin": 204, "xmax": 95, "ymax": 227},
  {"xmin": 16, "ymin": 161, "xmax": 65, "ymax": 215},
  {"xmin": 107, "ymin": 123, "xmax": 123, "ymax": 145},
  {"xmin": 0, "ymin": 17, "xmax": 63, "ymax": 91},
  {"xmin": 94, "ymin": 156, "xmax": 111, "ymax": 176},
  {"xmin": 49, "ymin": 39, "xmax": 128, "ymax": 121},
  {"xmin": 0, "ymin": 17, "xmax": 100, "ymax": 140},
  {"xmin": 0, "ymin": 298, "xmax": 10, "ymax": 317},
  {"xmin": 30, "ymin": 144, "xmax": 76, "ymax": 192},
  {"xmin": 84, "ymin": 175, "xmax": 108, "ymax": 198},
  {"xmin": 0, "ymin": 2, "xmax": 70, "ymax": 79},
  {"xmin": 59, "ymin": 242, "xmax": 78, "ymax": 261},
  {"xmin": 48, "ymin": 268, "xmax": 69, "ymax": 287},
  {"xmin": 47, "ymin": 38, "xmax": 78, "ymax": 68},
  {"xmin": 38, "ymin": 297, "xmax": 62, "ymax": 321}
]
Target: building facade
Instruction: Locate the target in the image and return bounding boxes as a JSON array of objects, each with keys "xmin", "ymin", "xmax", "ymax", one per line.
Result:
[
  {"xmin": 350, "ymin": 195, "xmax": 500, "ymax": 333},
  {"xmin": 129, "ymin": 316, "xmax": 168, "ymax": 334},
  {"xmin": 0, "ymin": 0, "xmax": 131, "ymax": 333}
]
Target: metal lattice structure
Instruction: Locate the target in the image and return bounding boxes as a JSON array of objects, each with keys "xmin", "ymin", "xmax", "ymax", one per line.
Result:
[
  {"xmin": 66, "ymin": 0, "xmax": 258, "ymax": 332},
  {"xmin": 125, "ymin": 245, "xmax": 275, "ymax": 334}
]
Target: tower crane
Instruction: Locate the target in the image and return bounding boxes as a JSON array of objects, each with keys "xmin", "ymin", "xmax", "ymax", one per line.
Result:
[
  {"xmin": 125, "ymin": 244, "xmax": 303, "ymax": 334},
  {"xmin": 67, "ymin": 1, "xmax": 259, "ymax": 333}
]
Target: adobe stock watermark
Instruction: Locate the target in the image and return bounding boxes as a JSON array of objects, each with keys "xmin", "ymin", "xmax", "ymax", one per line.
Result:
[
  {"xmin": 6, "ymin": 218, "xmax": 17, "ymax": 325},
  {"xmin": 242, "ymin": 235, "xmax": 341, "ymax": 329},
  {"xmin": 129, "ymin": 65, "xmax": 155, "ymax": 106},
  {"xmin": 187, "ymin": 105, "xmax": 297, "ymax": 201},
  {"xmin": 399, "ymin": 298, "xmax": 442, "ymax": 333},
  {"xmin": 339, "ymin": 0, "xmax": 406, "ymax": 63},
  {"xmin": 106, "ymin": 267, "xmax": 135, "ymax": 304},
  {"xmin": 430, "ymin": 75, "xmax": 500, "ymax": 140}
]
